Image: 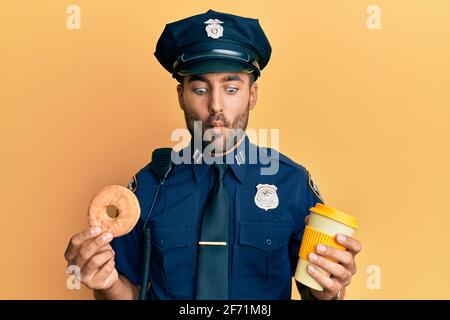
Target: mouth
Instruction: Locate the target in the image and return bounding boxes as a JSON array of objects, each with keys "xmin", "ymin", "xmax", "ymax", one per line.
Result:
[{"xmin": 209, "ymin": 121, "xmax": 225, "ymax": 128}]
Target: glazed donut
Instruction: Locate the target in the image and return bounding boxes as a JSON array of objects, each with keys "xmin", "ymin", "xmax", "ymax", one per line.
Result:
[{"xmin": 88, "ymin": 185, "xmax": 141, "ymax": 237}]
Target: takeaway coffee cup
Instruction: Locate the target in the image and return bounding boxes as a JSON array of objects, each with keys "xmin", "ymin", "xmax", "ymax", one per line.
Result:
[{"xmin": 294, "ymin": 203, "xmax": 358, "ymax": 291}]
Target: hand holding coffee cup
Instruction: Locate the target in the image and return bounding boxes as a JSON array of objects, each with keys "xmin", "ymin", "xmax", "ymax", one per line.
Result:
[{"xmin": 295, "ymin": 203, "xmax": 361, "ymax": 299}]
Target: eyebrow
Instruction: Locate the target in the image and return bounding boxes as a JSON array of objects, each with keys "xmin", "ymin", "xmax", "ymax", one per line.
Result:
[{"xmin": 187, "ymin": 74, "xmax": 244, "ymax": 84}]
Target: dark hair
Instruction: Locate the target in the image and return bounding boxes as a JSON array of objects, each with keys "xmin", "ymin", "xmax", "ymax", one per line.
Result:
[{"xmin": 176, "ymin": 72, "xmax": 256, "ymax": 87}]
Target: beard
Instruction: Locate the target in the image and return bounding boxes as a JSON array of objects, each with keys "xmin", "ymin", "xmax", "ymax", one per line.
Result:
[{"xmin": 183, "ymin": 102, "xmax": 250, "ymax": 153}]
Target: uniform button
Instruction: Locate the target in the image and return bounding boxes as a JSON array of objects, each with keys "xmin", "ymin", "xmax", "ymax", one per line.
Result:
[{"xmin": 266, "ymin": 239, "xmax": 272, "ymax": 246}]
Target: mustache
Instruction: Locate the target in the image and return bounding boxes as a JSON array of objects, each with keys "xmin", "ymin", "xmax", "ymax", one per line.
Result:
[{"xmin": 205, "ymin": 114, "xmax": 231, "ymax": 128}]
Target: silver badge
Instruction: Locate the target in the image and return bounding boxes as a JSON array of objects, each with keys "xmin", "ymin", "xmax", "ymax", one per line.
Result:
[
  {"xmin": 204, "ymin": 18, "xmax": 224, "ymax": 39},
  {"xmin": 254, "ymin": 184, "xmax": 279, "ymax": 211}
]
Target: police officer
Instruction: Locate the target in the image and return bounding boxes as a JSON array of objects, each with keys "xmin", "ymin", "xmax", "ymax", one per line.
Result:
[{"xmin": 64, "ymin": 9, "xmax": 361, "ymax": 300}]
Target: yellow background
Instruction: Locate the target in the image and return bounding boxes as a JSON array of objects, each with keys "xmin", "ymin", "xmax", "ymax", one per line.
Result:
[{"xmin": 1, "ymin": 0, "xmax": 449, "ymax": 299}]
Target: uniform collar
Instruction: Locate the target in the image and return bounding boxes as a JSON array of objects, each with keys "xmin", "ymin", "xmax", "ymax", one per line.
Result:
[{"xmin": 187, "ymin": 134, "xmax": 253, "ymax": 184}]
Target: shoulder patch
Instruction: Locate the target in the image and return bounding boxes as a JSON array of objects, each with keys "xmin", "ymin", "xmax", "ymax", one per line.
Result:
[
  {"xmin": 127, "ymin": 175, "xmax": 137, "ymax": 193},
  {"xmin": 308, "ymin": 171, "xmax": 324, "ymax": 203}
]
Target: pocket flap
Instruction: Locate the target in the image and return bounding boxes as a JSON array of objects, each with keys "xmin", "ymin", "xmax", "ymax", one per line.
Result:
[
  {"xmin": 239, "ymin": 222, "xmax": 292, "ymax": 252},
  {"xmin": 153, "ymin": 224, "xmax": 190, "ymax": 250}
]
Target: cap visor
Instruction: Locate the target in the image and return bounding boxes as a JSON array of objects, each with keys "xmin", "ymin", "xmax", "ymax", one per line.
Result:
[{"xmin": 176, "ymin": 59, "xmax": 254, "ymax": 76}]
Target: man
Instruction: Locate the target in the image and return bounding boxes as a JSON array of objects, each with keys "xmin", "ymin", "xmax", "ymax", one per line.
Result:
[{"xmin": 64, "ymin": 9, "xmax": 361, "ymax": 300}]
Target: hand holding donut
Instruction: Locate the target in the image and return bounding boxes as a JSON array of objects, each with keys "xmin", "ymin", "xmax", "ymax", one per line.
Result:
[
  {"xmin": 64, "ymin": 185, "xmax": 141, "ymax": 290},
  {"xmin": 64, "ymin": 227, "xmax": 118, "ymax": 290}
]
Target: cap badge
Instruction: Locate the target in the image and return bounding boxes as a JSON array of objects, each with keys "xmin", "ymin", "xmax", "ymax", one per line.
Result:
[
  {"xmin": 204, "ymin": 18, "xmax": 224, "ymax": 39},
  {"xmin": 254, "ymin": 184, "xmax": 279, "ymax": 211}
]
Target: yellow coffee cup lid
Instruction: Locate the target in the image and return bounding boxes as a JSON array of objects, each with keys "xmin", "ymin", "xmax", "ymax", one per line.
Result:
[{"xmin": 310, "ymin": 203, "xmax": 358, "ymax": 230}]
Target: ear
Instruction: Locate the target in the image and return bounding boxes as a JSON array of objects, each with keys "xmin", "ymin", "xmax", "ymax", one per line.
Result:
[
  {"xmin": 249, "ymin": 82, "xmax": 258, "ymax": 110},
  {"xmin": 176, "ymin": 83, "xmax": 184, "ymax": 111}
]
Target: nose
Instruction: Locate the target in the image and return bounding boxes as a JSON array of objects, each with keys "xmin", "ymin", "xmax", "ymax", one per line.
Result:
[{"xmin": 208, "ymin": 87, "xmax": 223, "ymax": 114}]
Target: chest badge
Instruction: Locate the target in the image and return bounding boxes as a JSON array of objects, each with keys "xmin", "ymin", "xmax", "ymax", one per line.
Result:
[
  {"xmin": 204, "ymin": 18, "xmax": 224, "ymax": 39},
  {"xmin": 254, "ymin": 184, "xmax": 279, "ymax": 211}
]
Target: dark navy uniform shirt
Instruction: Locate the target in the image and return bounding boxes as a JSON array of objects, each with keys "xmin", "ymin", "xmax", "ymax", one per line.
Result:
[{"xmin": 111, "ymin": 136, "xmax": 323, "ymax": 299}]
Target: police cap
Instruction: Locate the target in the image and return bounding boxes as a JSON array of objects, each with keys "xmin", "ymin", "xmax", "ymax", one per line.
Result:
[{"xmin": 154, "ymin": 9, "xmax": 272, "ymax": 80}]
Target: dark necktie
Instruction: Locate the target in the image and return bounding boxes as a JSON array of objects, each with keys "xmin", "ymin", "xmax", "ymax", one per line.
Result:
[{"xmin": 195, "ymin": 163, "xmax": 229, "ymax": 300}]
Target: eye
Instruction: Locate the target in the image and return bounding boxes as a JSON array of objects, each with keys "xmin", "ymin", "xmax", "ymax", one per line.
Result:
[
  {"xmin": 193, "ymin": 88, "xmax": 207, "ymax": 95},
  {"xmin": 226, "ymin": 87, "xmax": 239, "ymax": 95}
]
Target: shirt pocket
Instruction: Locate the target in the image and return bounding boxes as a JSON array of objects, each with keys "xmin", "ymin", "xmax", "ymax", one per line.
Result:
[
  {"xmin": 238, "ymin": 221, "xmax": 292, "ymax": 294},
  {"xmin": 152, "ymin": 223, "xmax": 196, "ymax": 291}
]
